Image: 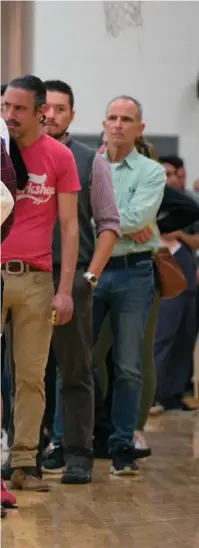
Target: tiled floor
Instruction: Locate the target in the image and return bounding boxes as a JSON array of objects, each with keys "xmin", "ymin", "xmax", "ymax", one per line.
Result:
[{"xmin": 2, "ymin": 410, "xmax": 199, "ymax": 548}]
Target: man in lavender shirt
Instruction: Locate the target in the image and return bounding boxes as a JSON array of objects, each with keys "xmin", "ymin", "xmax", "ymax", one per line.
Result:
[{"xmin": 43, "ymin": 80, "xmax": 120, "ymax": 485}]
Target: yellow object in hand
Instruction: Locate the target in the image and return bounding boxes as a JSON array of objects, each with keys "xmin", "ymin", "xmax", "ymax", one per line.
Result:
[{"xmin": 51, "ymin": 310, "xmax": 56, "ymax": 325}]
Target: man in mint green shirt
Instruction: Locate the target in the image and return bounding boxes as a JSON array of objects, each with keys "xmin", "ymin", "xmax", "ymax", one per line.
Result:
[{"xmin": 93, "ymin": 95, "xmax": 166, "ymax": 476}]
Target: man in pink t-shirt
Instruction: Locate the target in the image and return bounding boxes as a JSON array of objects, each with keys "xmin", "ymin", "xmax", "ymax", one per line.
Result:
[{"xmin": 1, "ymin": 75, "xmax": 80, "ymax": 492}]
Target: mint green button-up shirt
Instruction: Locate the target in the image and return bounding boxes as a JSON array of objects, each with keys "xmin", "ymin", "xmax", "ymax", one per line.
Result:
[{"xmin": 103, "ymin": 148, "xmax": 166, "ymax": 256}]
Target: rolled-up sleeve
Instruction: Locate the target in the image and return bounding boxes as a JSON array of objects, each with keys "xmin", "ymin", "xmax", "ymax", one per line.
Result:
[{"xmin": 90, "ymin": 153, "xmax": 121, "ymax": 237}]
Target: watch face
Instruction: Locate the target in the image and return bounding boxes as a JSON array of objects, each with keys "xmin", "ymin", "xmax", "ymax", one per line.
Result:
[
  {"xmin": 83, "ymin": 272, "xmax": 98, "ymax": 286},
  {"xmin": 90, "ymin": 275, "xmax": 97, "ymax": 283}
]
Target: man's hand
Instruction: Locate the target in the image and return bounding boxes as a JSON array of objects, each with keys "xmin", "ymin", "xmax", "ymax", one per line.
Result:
[
  {"xmin": 162, "ymin": 231, "xmax": 183, "ymax": 242},
  {"xmin": 163, "ymin": 231, "xmax": 199, "ymax": 251},
  {"xmin": 51, "ymin": 292, "xmax": 74, "ymax": 326},
  {"xmin": 127, "ymin": 226, "xmax": 153, "ymax": 244},
  {"xmin": 196, "ymin": 267, "xmax": 199, "ymax": 285}
]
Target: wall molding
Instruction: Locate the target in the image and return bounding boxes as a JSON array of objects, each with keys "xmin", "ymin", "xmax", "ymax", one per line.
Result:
[{"xmin": 72, "ymin": 134, "xmax": 178, "ymax": 156}]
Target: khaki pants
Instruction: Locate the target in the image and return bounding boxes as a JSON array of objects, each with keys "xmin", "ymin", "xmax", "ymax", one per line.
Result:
[{"xmin": 1, "ymin": 270, "xmax": 53, "ymax": 468}]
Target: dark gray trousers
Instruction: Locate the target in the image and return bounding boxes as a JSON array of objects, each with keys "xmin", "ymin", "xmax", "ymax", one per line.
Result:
[
  {"xmin": 155, "ymin": 245, "xmax": 197, "ymax": 404},
  {"xmin": 155, "ymin": 290, "xmax": 196, "ymax": 403},
  {"xmin": 52, "ymin": 267, "xmax": 94, "ymax": 453}
]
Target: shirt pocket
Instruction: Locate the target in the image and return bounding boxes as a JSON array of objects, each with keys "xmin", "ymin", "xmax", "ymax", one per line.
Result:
[{"xmin": 122, "ymin": 177, "xmax": 139, "ymax": 208}]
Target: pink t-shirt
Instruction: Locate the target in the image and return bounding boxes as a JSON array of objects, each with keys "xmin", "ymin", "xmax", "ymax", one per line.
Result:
[{"xmin": 1, "ymin": 134, "xmax": 80, "ymax": 271}]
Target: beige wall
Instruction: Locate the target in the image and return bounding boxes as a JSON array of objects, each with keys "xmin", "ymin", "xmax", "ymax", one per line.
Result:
[
  {"xmin": 1, "ymin": 1, "xmax": 34, "ymax": 85},
  {"xmin": 32, "ymin": 1, "xmax": 199, "ymax": 186}
]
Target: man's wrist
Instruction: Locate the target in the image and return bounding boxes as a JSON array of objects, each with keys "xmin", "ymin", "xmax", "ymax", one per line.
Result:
[{"xmin": 57, "ymin": 285, "xmax": 72, "ymax": 297}]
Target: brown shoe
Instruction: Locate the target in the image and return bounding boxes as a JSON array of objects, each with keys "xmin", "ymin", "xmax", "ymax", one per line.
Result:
[{"xmin": 11, "ymin": 468, "xmax": 50, "ymax": 492}]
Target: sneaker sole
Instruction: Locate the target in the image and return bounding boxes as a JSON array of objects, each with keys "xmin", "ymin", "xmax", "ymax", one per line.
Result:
[
  {"xmin": 10, "ymin": 480, "xmax": 50, "ymax": 492},
  {"xmin": 1, "ymin": 506, "xmax": 7, "ymax": 518},
  {"xmin": 42, "ymin": 466, "xmax": 64, "ymax": 475},
  {"xmin": 109, "ymin": 465, "xmax": 139, "ymax": 476},
  {"xmin": 1, "ymin": 502, "xmax": 18, "ymax": 509}
]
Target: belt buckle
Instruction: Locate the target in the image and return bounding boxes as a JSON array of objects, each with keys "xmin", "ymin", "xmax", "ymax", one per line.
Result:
[{"xmin": 5, "ymin": 260, "xmax": 25, "ymax": 276}]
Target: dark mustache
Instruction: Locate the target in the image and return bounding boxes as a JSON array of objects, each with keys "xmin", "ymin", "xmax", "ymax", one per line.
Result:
[
  {"xmin": 45, "ymin": 120, "xmax": 58, "ymax": 126},
  {"xmin": 7, "ymin": 120, "xmax": 20, "ymax": 127}
]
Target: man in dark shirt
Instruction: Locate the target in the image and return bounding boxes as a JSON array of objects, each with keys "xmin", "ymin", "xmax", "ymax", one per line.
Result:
[{"xmin": 42, "ymin": 80, "xmax": 120, "ymax": 484}]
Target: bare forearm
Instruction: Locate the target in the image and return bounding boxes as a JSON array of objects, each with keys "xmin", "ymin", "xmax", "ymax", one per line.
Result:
[
  {"xmin": 88, "ymin": 230, "xmax": 117, "ymax": 278},
  {"xmin": 178, "ymin": 232, "xmax": 199, "ymax": 250},
  {"xmin": 59, "ymin": 220, "xmax": 79, "ymax": 295}
]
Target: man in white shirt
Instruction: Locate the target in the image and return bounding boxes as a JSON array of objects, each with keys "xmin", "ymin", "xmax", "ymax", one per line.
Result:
[{"xmin": 0, "ymin": 117, "xmax": 10, "ymax": 153}]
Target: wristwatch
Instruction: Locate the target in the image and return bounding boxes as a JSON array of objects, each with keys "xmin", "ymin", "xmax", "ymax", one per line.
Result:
[{"xmin": 83, "ymin": 271, "xmax": 98, "ymax": 287}]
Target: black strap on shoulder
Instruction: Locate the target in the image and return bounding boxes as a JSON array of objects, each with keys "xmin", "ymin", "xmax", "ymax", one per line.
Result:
[{"xmin": 88, "ymin": 150, "xmax": 96, "ymax": 190}]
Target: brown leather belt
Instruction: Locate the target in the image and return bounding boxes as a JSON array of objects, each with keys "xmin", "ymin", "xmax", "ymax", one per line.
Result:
[{"xmin": 1, "ymin": 261, "xmax": 39, "ymax": 275}]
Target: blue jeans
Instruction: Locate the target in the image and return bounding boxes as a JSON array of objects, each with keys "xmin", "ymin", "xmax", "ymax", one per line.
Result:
[
  {"xmin": 51, "ymin": 371, "xmax": 63, "ymax": 446},
  {"xmin": 93, "ymin": 258, "xmax": 154, "ymax": 453}
]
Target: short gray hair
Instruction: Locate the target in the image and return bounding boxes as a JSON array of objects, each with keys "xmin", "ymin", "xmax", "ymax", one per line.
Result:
[{"xmin": 106, "ymin": 95, "xmax": 142, "ymax": 120}]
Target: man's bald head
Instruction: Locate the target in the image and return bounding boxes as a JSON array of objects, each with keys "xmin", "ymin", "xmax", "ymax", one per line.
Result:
[{"xmin": 106, "ymin": 95, "xmax": 142, "ymax": 121}]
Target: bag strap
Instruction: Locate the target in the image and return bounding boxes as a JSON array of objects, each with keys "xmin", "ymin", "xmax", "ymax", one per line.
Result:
[{"xmin": 88, "ymin": 150, "xmax": 96, "ymax": 191}]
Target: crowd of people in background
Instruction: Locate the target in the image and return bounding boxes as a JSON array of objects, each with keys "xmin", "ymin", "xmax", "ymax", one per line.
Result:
[{"xmin": 1, "ymin": 75, "xmax": 199, "ymax": 519}]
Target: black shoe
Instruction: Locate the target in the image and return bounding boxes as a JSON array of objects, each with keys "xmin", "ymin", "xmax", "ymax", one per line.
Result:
[
  {"xmin": 94, "ymin": 430, "xmax": 151, "ymax": 460},
  {"xmin": 110, "ymin": 446, "xmax": 139, "ymax": 476},
  {"xmin": 133, "ymin": 447, "xmax": 151, "ymax": 459},
  {"xmin": 1, "ymin": 505, "xmax": 7, "ymax": 518},
  {"xmin": 163, "ymin": 396, "xmax": 198, "ymax": 411},
  {"xmin": 61, "ymin": 447, "xmax": 93, "ymax": 485},
  {"xmin": 42, "ymin": 446, "xmax": 64, "ymax": 474},
  {"xmin": 1, "ymin": 465, "xmax": 12, "ymax": 481},
  {"xmin": 61, "ymin": 465, "xmax": 92, "ymax": 485}
]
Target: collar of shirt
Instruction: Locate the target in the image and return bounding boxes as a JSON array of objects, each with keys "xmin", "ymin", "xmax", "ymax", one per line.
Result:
[
  {"xmin": 59, "ymin": 131, "xmax": 70, "ymax": 147},
  {"xmin": 104, "ymin": 146, "xmax": 139, "ymax": 169}
]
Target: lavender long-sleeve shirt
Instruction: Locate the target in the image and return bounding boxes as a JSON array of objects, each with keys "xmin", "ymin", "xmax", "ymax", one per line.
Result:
[{"xmin": 90, "ymin": 153, "xmax": 120, "ymax": 237}]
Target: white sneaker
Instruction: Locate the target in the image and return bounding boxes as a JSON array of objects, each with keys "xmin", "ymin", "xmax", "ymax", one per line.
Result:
[
  {"xmin": 43, "ymin": 441, "xmax": 56, "ymax": 458},
  {"xmin": 149, "ymin": 403, "xmax": 165, "ymax": 416},
  {"xmin": 133, "ymin": 431, "xmax": 149, "ymax": 450},
  {"xmin": 0, "ymin": 429, "xmax": 9, "ymax": 466}
]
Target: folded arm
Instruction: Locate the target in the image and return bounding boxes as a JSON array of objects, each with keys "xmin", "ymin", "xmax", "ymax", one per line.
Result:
[{"xmin": 119, "ymin": 163, "xmax": 166, "ymax": 234}]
